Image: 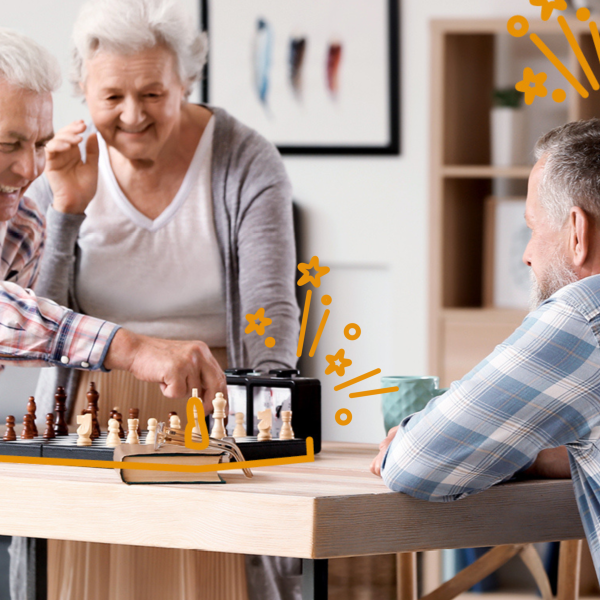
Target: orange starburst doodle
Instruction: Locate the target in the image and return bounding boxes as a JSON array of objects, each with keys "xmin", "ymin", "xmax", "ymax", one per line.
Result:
[
  {"xmin": 530, "ymin": 0, "xmax": 567, "ymax": 22},
  {"xmin": 325, "ymin": 349, "xmax": 352, "ymax": 377},
  {"xmin": 516, "ymin": 67, "xmax": 548, "ymax": 105},
  {"xmin": 244, "ymin": 308, "xmax": 272, "ymax": 336},
  {"xmin": 297, "ymin": 256, "xmax": 330, "ymax": 288}
]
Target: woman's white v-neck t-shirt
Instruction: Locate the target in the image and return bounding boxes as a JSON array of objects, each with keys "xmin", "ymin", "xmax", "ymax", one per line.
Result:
[{"xmin": 75, "ymin": 117, "xmax": 226, "ymax": 345}]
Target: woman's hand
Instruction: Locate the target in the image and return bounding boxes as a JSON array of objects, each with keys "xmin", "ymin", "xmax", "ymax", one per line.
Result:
[
  {"xmin": 45, "ymin": 120, "xmax": 99, "ymax": 214},
  {"xmin": 370, "ymin": 425, "xmax": 400, "ymax": 477}
]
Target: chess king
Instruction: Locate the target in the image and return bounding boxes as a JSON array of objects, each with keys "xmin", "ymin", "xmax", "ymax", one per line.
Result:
[{"xmin": 0, "ymin": 28, "xmax": 226, "ymax": 405}]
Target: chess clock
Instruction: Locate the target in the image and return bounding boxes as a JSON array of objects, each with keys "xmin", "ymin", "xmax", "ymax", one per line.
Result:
[{"xmin": 223, "ymin": 369, "xmax": 322, "ymax": 453}]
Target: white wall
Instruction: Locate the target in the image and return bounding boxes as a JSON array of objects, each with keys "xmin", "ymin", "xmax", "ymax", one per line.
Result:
[{"xmin": 1, "ymin": 0, "xmax": 542, "ymax": 441}]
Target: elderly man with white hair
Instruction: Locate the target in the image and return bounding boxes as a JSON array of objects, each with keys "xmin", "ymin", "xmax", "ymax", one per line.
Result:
[{"xmin": 372, "ymin": 119, "xmax": 600, "ymax": 583}]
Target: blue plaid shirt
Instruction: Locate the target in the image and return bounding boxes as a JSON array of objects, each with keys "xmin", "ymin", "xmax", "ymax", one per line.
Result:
[{"xmin": 382, "ymin": 274, "xmax": 600, "ymax": 578}]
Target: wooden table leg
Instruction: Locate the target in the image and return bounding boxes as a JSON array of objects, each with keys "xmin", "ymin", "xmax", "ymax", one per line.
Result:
[
  {"xmin": 26, "ymin": 537, "xmax": 47, "ymax": 600},
  {"xmin": 397, "ymin": 552, "xmax": 418, "ymax": 600},
  {"xmin": 302, "ymin": 559, "xmax": 328, "ymax": 600},
  {"xmin": 556, "ymin": 540, "xmax": 583, "ymax": 600}
]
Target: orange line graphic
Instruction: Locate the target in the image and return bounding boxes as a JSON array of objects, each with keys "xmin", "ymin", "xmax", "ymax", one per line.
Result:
[
  {"xmin": 529, "ymin": 33, "xmax": 589, "ymax": 98},
  {"xmin": 349, "ymin": 386, "xmax": 400, "ymax": 399},
  {"xmin": 0, "ymin": 438, "xmax": 315, "ymax": 474},
  {"xmin": 334, "ymin": 368, "xmax": 382, "ymax": 391},
  {"xmin": 590, "ymin": 21, "xmax": 600, "ymax": 69},
  {"xmin": 296, "ymin": 289, "xmax": 312, "ymax": 357},
  {"xmin": 308, "ymin": 309, "xmax": 330, "ymax": 357},
  {"xmin": 557, "ymin": 16, "xmax": 599, "ymax": 90}
]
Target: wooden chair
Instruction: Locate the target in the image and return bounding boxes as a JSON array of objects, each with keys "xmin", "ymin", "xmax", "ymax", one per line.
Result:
[{"xmin": 397, "ymin": 541, "xmax": 583, "ymax": 600}]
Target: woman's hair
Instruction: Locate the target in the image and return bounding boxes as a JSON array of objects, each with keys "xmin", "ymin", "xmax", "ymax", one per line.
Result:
[
  {"xmin": 71, "ymin": 0, "xmax": 208, "ymax": 97},
  {"xmin": 0, "ymin": 27, "xmax": 61, "ymax": 93},
  {"xmin": 534, "ymin": 119, "xmax": 600, "ymax": 229}
]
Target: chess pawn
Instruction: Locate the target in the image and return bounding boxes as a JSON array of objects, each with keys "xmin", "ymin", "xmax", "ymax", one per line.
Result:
[
  {"xmin": 21, "ymin": 414, "xmax": 35, "ymax": 440},
  {"xmin": 3, "ymin": 416, "xmax": 16, "ymax": 441},
  {"xmin": 54, "ymin": 386, "xmax": 69, "ymax": 436},
  {"xmin": 169, "ymin": 415, "xmax": 181, "ymax": 430},
  {"xmin": 27, "ymin": 396, "xmax": 38, "ymax": 437},
  {"xmin": 115, "ymin": 412, "xmax": 125, "ymax": 439},
  {"xmin": 279, "ymin": 411, "xmax": 294, "ymax": 440},
  {"xmin": 43, "ymin": 414, "xmax": 56, "ymax": 440},
  {"xmin": 105, "ymin": 419, "xmax": 121, "ymax": 447},
  {"xmin": 76, "ymin": 413, "xmax": 93, "ymax": 446},
  {"xmin": 210, "ymin": 393, "xmax": 227, "ymax": 440},
  {"xmin": 257, "ymin": 409, "xmax": 272, "ymax": 441},
  {"xmin": 126, "ymin": 419, "xmax": 140, "ymax": 444},
  {"xmin": 145, "ymin": 418, "xmax": 158, "ymax": 445},
  {"xmin": 232, "ymin": 413, "xmax": 246, "ymax": 438}
]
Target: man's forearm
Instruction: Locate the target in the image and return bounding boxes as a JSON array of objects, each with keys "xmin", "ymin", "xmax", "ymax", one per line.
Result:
[{"xmin": 523, "ymin": 446, "xmax": 571, "ymax": 479}]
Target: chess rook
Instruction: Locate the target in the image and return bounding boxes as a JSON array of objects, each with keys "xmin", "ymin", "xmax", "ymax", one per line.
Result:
[
  {"xmin": 279, "ymin": 411, "xmax": 294, "ymax": 440},
  {"xmin": 3, "ymin": 416, "xmax": 16, "ymax": 442},
  {"xmin": 54, "ymin": 387, "xmax": 69, "ymax": 436},
  {"xmin": 210, "ymin": 393, "xmax": 227, "ymax": 440}
]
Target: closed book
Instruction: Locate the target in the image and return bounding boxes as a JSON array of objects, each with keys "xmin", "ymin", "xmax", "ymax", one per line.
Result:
[{"xmin": 113, "ymin": 444, "xmax": 226, "ymax": 485}]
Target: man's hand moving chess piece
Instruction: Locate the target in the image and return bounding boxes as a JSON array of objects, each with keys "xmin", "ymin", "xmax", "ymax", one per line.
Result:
[{"xmin": 103, "ymin": 331, "xmax": 225, "ymax": 410}]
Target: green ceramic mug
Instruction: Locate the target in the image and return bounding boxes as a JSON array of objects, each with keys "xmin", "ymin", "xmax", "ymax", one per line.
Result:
[{"xmin": 381, "ymin": 376, "xmax": 448, "ymax": 434}]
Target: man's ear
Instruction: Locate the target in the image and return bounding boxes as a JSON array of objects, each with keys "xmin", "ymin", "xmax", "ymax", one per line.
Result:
[{"xmin": 568, "ymin": 206, "xmax": 590, "ymax": 267}]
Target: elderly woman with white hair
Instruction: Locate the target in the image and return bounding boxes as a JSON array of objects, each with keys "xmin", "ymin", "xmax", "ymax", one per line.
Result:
[{"xmin": 20, "ymin": 0, "xmax": 301, "ymax": 599}]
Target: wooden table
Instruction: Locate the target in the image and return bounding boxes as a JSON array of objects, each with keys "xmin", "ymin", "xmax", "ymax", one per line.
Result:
[{"xmin": 0, "ymin": 442, "xmax": 586, "ymax": 600}]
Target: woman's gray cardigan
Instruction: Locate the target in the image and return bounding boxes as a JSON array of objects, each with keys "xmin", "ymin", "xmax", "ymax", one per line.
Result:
[{"xmin": 30, "ymin": 106, "xmax": 300, "ymax": 419}]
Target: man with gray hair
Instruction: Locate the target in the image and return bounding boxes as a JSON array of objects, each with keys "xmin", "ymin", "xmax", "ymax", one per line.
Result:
[{"xmin": 371, "ymin": 118, "xmax": 600, "ymax": 580}]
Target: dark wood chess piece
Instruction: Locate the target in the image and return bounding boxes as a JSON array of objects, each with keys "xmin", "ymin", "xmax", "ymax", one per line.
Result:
[
  {"xmin": 3, "ymin": 416, "xmax": 16, "ymax": 441},
  {"xmin": 21, "ymin": 414, "xmax": 35, "ymax": 440},
  {"xmin": 129, "ymin": 408, "xmax": 141, "ymax": 436},
  {"xmin": 116, "ymin": 412, "xmax": 125, "ymax": 439},
  {"xmin": 86, "ymin": 382, "xmax": 101, "ymax": 440},
  {"xmin": 54, "ymin": 386, "xmax": 69, "ymax": 436},
  {"xmin": 27, "ymin": 396, "xmax": 38, "ymax": 437},
  {"xmin": 43, "ymin": 413, "xmax": 56, "ymax": 440}
]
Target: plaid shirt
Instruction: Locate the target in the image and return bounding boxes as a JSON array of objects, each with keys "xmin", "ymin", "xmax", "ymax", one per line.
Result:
[
  {"xmin": 382, "ymin": 274, "xmax": 600, "ymax": 579},
  {"xmin": 0, "ymin": 197, "xmax": 119, "ymax": 370}
]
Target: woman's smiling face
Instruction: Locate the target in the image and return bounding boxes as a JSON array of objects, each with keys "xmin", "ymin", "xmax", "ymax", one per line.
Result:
[{"xmin": 83, "ymin": 45, "xmax": 186, "ymax": 163}]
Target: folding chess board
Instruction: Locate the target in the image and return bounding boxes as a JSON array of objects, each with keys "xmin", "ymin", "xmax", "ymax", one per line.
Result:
[{"xmin": 0, "ymin": 433, "xmax": 309, "ymax": 463}]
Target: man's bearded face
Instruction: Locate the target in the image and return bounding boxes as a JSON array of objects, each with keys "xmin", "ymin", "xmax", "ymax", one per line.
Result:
[{"xmin": 529, "ymin": 246, "xmax": 578, "ymax": 310}]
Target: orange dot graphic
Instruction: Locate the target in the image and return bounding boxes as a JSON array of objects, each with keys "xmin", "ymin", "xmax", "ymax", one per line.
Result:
[
  {"xmin": 552, "ymin": 89, "xmax": 566, "ymax": 103},
  {"xmin": 577, "ymin": 7, "xmax": 591, "ymax": 21},
  {"xmin": 507, "ymin": 15, "xmax": 529, "ymax": 38},
  {"xmin": 344, "ymin": 323, "xmax": 361, "ymax": 341},
  {"xmin": 265, "ymin": 337, "xmax": 276, "ymax": 348},
  {"xmin": 335, "ymin": 409, "xmax": 352, "ymax": 426},
  {"xmin": 321, "ymin": 294, "xmax": 332, "ymax": 306}
]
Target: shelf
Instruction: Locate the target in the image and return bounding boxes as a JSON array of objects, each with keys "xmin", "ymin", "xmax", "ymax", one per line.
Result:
[{"xmin": 442, "ymin": 165, "xmax": 532, "ymax": 179}]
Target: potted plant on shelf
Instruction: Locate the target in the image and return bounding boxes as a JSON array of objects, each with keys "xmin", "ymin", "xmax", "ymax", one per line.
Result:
[{"xmin": 491, "ymin": 87, "xmax": 526, "ymax": 167}]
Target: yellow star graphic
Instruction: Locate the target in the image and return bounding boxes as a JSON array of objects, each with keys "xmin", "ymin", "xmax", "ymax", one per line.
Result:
[
  {"xmin": 515, "ymin": 68, "xmax": 548, "ymax": 105},
  {"xmin": 297, "ymin": 256, "xmax": 330, "ymax": 288},
  {"xmin": 530, "ymin": 0, "xmax": 567, "ymax": 21},
  {"xmin": 325, "ymin": 349, "xmax": 352, "ymax": 377},
  {"xmin": 245, "ymin": 308, "xmax": 272, "ymax": 336}
]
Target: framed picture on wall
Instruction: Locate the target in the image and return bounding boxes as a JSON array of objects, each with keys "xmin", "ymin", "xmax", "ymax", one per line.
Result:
[{"xmin": 200, "ymin": 0, "xmax": 400, "ymax": 155}]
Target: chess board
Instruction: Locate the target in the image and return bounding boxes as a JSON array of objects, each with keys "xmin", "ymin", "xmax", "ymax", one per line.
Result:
[{"xmin": 0, "ymin": 433, "xmax": 308, "ymax": 463}]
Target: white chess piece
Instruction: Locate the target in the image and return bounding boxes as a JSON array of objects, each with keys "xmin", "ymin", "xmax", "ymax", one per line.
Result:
[
  {"xmin": 233, "ymin": 412, "xmax": 246, "ymax": 438},
  {"xmin": 210, "ymin": 392, "xmax": 227, "ymax": 440},
  {"xmin": 126, "ymin": 418, "xmax": 140, "ymax": 444},
  {"xmin": 169, "ymin": 415, "xmax": 181, "ymax": 430},
  {"xmin": 257, "ymin": 409, "xmax": 272, "ymax": 441},
  {"xmin": 146, "ymin": 418, "xmax": 158, "ymax": 445},
  {"xmin": 279, "ymin": 411, "xmax": 294, "ymax": 440},
  {"xmin": 192, "ymin": 405, "xmax": 201, "ymax": 435},
  {"xmin": 76, "ymin": 413, "xmax": 92, "ymax": 446},
  {"xmin": 106, "ymin": 418, "xmax": 121, "ymax": 447}
]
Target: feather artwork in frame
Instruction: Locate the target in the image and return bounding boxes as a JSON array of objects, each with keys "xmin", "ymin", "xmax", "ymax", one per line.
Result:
[
  {"xmin": 253, "ymin": 18, "xmax": 273, "ymax": 109},
  {"xmin": 289, "ymin": 36, "xmax": 307, "ymax": 99}
]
